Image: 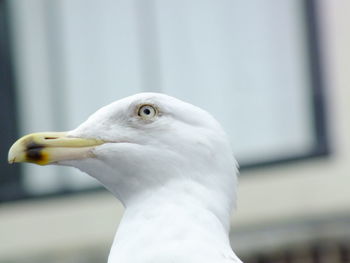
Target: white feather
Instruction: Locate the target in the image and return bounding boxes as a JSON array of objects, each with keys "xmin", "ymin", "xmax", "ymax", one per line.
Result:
[{"xmin": 61, "ymin": 93, "xmax": 242, "ymax": 263}]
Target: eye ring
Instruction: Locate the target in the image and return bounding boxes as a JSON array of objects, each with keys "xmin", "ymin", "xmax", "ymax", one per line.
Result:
[{"xmin": 138, "ymin": 105, "xmax": 157, "ymax": 119}]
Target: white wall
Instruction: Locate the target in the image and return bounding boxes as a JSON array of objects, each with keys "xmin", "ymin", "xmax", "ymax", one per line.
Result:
[{"xmin": 231, "ymin": 0, "xmax": 350, "ymax": 253}]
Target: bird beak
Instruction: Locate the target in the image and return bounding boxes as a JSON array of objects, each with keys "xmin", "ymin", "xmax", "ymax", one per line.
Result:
[{"xmin": 8, "ymin": 132, "xmax": 105, "ymax": 165}]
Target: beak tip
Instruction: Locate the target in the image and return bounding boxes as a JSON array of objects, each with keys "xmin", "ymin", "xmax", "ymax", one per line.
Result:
[
  {"xmin": 8, "ymin": 142, "xmax": 23, "ymax": 164},
  {"xmin": 8, "ymin": 149, "xmax": 17, "ymax": 164}
]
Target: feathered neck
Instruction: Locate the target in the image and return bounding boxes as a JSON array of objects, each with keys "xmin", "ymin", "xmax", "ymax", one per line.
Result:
[{"xmin": 107, "ymin": 179, "xmax": 241, "ymax": 263}]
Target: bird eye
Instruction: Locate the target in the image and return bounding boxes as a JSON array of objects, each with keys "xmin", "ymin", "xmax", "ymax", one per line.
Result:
[{"xmin": 138, "ymin": 105, "xmax": 157, "ymax": 119}]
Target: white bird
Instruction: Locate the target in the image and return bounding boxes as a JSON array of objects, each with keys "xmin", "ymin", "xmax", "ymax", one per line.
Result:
[{"xmin": 8, "ymin": 93, "xmax": 242, "ymax": 263}]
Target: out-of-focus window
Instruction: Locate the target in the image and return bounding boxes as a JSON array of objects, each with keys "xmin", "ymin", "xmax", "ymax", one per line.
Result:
[
  {"xmin": 3, "ymin": 0, "xmax": 327, "ymax": 200},
  {"xmin": 0, "ymin": 0, "xmax": 21, "ymax": 201}
]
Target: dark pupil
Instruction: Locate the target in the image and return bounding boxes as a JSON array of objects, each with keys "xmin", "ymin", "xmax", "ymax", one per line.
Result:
[{"xmin": 143, "ymin": 108, "xmax": 151, "ymax": 115}]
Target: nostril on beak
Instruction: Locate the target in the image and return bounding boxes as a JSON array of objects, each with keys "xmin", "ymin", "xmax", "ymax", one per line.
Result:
[{"xmin": 44, "ymin": 137, "xmax": 58, "ymax": 140}]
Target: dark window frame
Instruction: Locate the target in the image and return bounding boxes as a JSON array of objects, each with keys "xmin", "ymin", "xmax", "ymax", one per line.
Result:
[
  {"xmin": 240, "ymin": 0, "xmax": 329, "ymax": 170},
  {"xmin": 0, "ymin": 0, "xmax": 329, "ymax": 202},
  {"xmin": 0, "ymin": 0, "xmax": 23, "ymax": 202}
]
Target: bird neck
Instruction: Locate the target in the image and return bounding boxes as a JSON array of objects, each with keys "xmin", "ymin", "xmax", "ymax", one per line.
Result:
[{"xmin": 108, "ymin": 180, "xmax": 239, "ymax": 263}]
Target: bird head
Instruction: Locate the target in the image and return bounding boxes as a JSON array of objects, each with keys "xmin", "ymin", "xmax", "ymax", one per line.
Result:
[{"xmin": 8, "ymin": 93, "xmax": 238, "ymax": 206}]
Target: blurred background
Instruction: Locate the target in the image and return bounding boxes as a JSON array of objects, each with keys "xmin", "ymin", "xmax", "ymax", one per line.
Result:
[{"xmin": 0, "ymin": 0, "xmax": 349, "ymax": 262}]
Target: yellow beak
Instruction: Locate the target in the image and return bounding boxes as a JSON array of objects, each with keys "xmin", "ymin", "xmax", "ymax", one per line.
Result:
[{"xmin": 8, "ymin": 132, "xmax": 105, "ymax": 165}]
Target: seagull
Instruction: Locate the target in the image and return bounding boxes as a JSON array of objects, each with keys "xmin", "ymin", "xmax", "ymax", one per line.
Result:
[{"xmin": 8, "ymin": 93, "xmax": 242, "ymax": 263}]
